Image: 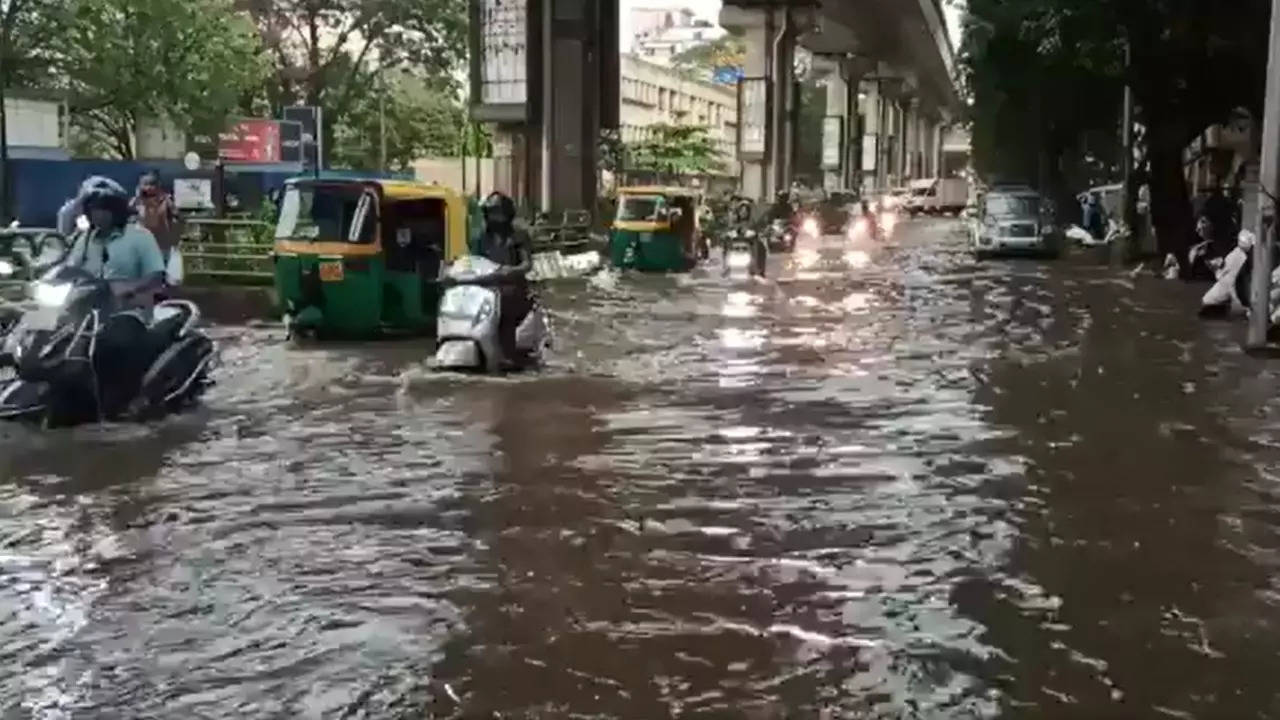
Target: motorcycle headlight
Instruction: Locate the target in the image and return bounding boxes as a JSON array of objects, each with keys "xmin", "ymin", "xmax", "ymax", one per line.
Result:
[
  {"xmin": 35, "ymin": 282, "xmax": 71, "ymax": 307},
  {"xmin": 727, "ymin": 252, "xmax": 752, "ymax": 269},
  {"xmin": 802, "ymin": 218, "xmax": 819, "ymax": 236},
  {"xmin": 474, "ymin": 297, "xmax": 494, "ymax": 325},
  {"xmin": 0, "ymin": 260, "xmax": 13, "ymax": 277}
]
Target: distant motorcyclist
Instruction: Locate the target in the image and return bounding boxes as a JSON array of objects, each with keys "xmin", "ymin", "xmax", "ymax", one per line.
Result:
[
  {"xmin": 463, "ymin": 192, "xmax": 533, "ymax": 360},
  {"xmin": 723, "ymin": 200, "xmax": 767, "ymax": 277},
  {"xmin": 860, "ymin": 199, "xmax": 882, "ymax": 241},
  {"xmin": 63, "ymin": 177, "xmax": 166, "ymax": 312},
  {"xmin": 769, "ymin": 190, "xmax": 792, "ymax": 223}
]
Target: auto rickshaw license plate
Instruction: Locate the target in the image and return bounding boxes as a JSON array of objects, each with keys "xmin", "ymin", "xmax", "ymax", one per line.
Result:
[{"xmin": 318, "ymin": 261, "xmax": 344, "ymax": 282}]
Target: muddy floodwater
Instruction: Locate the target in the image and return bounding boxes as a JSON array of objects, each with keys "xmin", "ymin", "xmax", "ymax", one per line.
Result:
[{"xmin": 3, "ymin": 219, "xmax": 1280, "ymax": 719}]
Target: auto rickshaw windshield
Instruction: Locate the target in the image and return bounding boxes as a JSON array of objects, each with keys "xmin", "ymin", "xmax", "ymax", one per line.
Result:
[
  {"xmin": 275, "ymin": 185, "xmax": 374, "ymax": 242},
  {"xmin": 617, "ymin": 195, "xmax": 666, "ymax": 221}
]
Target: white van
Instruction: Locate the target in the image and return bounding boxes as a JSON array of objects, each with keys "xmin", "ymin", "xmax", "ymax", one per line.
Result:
[{"xmin": 906, "ymin": 178, "xmax": 969, "ymax": 215}]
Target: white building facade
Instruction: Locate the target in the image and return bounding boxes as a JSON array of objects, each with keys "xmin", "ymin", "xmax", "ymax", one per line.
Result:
[
  {"xmin": 619, "ymin": 54, "xmax": 738, "ymax": 173},
  {"xmin": 631, "ymin": 7, "xmax": 726, "ymax": 65}
]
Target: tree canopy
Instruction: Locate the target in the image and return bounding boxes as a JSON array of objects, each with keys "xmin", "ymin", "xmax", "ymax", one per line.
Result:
[
  {"xmin": 625, "ymin": 123, "xmax": 723, "ymax": 180},
  {"xmin": 236, "ymin": 0, "xmax": 468, "ymax": 165},
  {"xmin": 62, "ymin": 0, "xmax": 265, "ymax": 158},
  {"xmin": 960, "ymin": 0, "xmax": 1271, "ymax": 262}
]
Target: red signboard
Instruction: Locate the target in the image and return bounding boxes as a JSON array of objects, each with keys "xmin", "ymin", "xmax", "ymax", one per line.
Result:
[{"xmin": 218, "ymin": 119, "xmax": 281, "ymax": 163}]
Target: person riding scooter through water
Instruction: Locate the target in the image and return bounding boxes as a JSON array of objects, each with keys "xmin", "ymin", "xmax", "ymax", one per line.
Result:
[
  {"xmin": 462, "ymin": 192, "xmax": 534, "ymax": 362},
  {"xmin": 722, "ymin": 199, "xmax": 767, "ymax": 277},
  {"xmin": 860, "ymin": 199, "xmax": 882, "ymax": 241},
  {"xmin": 64, "ymin": 177, "xmax": 167, "ymax": 313}
]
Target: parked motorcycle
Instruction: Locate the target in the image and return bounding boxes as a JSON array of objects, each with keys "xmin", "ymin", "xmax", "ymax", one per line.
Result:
[
  {"xmin": 433, "ymin": 255, "xmax": 551, "ymax": 373},
  {"xmin": 0, "ymin": 266, "xmax": 215, "ymax": 426}
]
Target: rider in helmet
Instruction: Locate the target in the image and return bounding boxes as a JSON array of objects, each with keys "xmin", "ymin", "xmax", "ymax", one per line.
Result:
[
  {"xmin": 64, "ymin": 176, "xmax": 167, "ymax": 310},
  {"xmin": 468, "ymin": 191, "xmax": 533, "ymax": 360},
  {"xmin": 769, "ymin": 190, "xmax": 792, "ymax": 223}
]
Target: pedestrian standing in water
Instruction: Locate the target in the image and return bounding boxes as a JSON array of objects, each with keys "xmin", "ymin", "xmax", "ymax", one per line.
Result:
[{"xmin": 130, "ymin": 170, "xmax": 180, "ymax": 262}]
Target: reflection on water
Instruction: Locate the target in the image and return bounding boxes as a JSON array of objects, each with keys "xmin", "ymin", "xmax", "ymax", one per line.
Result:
[{"xmin": 2, "ymin": 221, "xmax": 1280, "ymax": 717}]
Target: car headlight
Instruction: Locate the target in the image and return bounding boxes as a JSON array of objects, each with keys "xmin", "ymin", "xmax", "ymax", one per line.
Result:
[
  {"xmin": 0, "ymin": 260, "xmax": 12, "ymax": 277},
  {"xmin": 35, "ymin": 282, "xmax": 71, "ymax": 307},
  {"xmin": 802, "ymin": 218, "xmax": 819, "ymax": 236}
]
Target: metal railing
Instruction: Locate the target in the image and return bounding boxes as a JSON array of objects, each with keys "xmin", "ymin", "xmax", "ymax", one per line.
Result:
[{"xmin": 180, "ymin": 218, "xmax": 274, "ymax": 284}]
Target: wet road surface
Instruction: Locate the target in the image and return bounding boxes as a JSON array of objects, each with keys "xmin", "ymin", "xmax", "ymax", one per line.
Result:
[{"xmin": 3, "ymin": 218, "xmax": 1280, "ymax": 718}]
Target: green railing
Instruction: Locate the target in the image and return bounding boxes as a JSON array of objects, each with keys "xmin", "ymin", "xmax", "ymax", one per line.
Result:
[{"xmin": 180, "ymin": 218, "xmax": 274, "ymax": 285}]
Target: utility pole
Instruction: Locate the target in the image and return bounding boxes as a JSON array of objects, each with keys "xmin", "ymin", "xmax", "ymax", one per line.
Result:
[
  {"xmin": 1247, "ymin": 0, "xmax": 1280, "ymax": 349},
  {"xmin": 1120, "ymin": 38, "xmax": 1136, "ymax": 261},
  {"xmin": 378, "ymin": 73, "xmax": 387, "ymax": 172}
]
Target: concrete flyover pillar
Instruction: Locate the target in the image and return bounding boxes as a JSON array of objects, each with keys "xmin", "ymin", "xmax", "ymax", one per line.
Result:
[
  {"xmin": 858, "ymin": 79, "xmax": 882, "ymax": 194},
  {"xmin": 721, "ymin": 5, "xmax": 812, "ymax": 201},
  {"xmin": 468, "ymin": 0, "xmax": 618, "ymax": 216},
  {"xmin": 818, "ymin": 56, "xmax": 872, "ymax": 192}
]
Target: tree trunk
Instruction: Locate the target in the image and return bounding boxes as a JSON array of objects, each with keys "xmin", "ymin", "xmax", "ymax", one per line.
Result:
[{"xmin": 1146, "ymin": 122, "xmax": 1195, "ymax": 271}]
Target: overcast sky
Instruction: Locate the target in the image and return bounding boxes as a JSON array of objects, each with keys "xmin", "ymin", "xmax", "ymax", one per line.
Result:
[{"xmin": 620, "ymin": 0, "xmax": 964, "ymax": 51}]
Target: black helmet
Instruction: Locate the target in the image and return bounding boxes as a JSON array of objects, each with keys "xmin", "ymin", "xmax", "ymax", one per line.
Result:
[
  {"xmin": 482, "ymin": 192, "xmax": 516, "ymax": 229},
  {"xmin": 80, "ymin": 176, "xmax": 130, "ymax": 229}
]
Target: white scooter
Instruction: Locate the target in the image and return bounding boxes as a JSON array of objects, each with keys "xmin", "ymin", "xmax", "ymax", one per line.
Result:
[{"xmin": 433, "ymin": 255, "xmax": 550, "ymax": 373}]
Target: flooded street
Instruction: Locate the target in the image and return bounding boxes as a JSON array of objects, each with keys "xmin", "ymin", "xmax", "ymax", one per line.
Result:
[{"xmin": 4, "ymin": 218, "xmax": 1280, "ymax": 718}]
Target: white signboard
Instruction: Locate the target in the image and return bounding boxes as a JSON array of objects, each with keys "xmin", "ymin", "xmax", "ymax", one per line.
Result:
[
  {"xmin": 821, "ymin": 116, "xmax": 843, "ymax": 170},
  {"xmin": 861, "ymin": 136, "xmax": 878, "ymax": 172},
  {"xmin": 174, "ymin": 178, "xmax": 213, "ymax": 210},
  {"xmin": 740, "ymin": 78, "xmax": 767, "ymax": 156},
  {"xmin": 480, "ymin": 0, "xmax": 528, "ymax": 105}
]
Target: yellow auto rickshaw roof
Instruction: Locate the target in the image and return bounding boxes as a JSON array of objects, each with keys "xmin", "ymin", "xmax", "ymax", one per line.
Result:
[
  {"xmin": 284, "ymin": 177, "xmax": 462, "ymax": 202},
  {"xmin": 618, "ymin": 185, "xmax": 700, "ymax": 198}
]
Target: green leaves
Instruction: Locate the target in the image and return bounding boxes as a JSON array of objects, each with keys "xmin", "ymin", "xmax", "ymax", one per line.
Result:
[
  {"xmin": 625, "ymin": 123, "xmax": 724, "ymax": 178},
  {"xmin": 329, "ymin": 71, "xmax": 468, "ymax": 171},
  {"xmin": 60, "ymin": 0, "xmax": 266, "ymax": 158},
  {"xmin": 240, "ymin": 0, "xmax": 468, "ymax": 166}
]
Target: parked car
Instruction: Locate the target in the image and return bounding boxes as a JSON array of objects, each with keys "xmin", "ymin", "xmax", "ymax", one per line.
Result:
[{"xmin": 970, "ymin": 187, "xmax": 1060, "ymax": 258}]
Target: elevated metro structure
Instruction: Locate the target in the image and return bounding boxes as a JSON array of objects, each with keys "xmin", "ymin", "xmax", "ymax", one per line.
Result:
[
  {"xmin": 722, "ymin": 0, "xmax": 961, "ymax": 198},
  {"xmin": 468, "ymin": 0, "xmax": 961, "ymax": 215}
]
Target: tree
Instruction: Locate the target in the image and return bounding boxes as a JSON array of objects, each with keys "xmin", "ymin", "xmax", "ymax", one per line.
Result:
[
  {"xmin": 670, "ymin": 33, "xmax": 745, "ymax": 83},
  {"xmin": 329, "ymin": 71, "xmax": 465, "ymax": 171},
  {"xmin": 0, "ymin": 0, "xmax": 69, "ymax": 218},
  {"xmin": 625, "ymin": 123, "xmax": 723, "ymax": 181},
  {"xmin": 236, "ymin": 0, "xmax": 467, "ymax": 164},
  {"xmin": 61, "ymin": 0, "xmax": 265, "ymax": 158},
  {"xmin": 961, "ymin": 0, "xmax": 1272, "ymax": 265}
]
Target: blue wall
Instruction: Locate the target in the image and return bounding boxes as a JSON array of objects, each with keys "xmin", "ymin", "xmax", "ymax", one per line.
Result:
[{"xmin": 11, "ymin": 159, "xmax": 413, "ymax": 228}]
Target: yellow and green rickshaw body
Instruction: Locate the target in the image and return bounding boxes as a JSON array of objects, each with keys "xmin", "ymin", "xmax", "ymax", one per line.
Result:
[
  {"xmin": 272, "ymin": 178, "xmax": 467, "ymax": 338},
  {"xmin": 609, "ymin": 186, "xmax": 702, "ymax": 272}
]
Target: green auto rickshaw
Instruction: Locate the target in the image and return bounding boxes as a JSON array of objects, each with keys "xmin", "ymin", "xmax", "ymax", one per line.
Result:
[
  {"xmin": 272, "ymin": 178, "xmax": 468, "ymax": 338},
  {"xmin": 608, "ymin": 186, "xmax": 704, "ymax": 272}
]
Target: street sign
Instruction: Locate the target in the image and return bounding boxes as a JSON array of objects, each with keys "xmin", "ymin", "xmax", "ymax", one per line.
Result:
[
  {"xmin": 218, "ymin": 119, "xmax": 281, "ymax": 163},
  {"xmin": 712, "ymin": 66, "xmax": 743, "ymax": 85},
  {"xmin": 278, "ymin": 120, "xmax": 303, "ymax": 164},
  {"xmin": 739, "ymin": 77, "xmax": 768, "ymax": 159},
  {"xmin": 283, "ymin": 106, "xmax": 323, "ymax": 169},
  {"xmin": 822, "ymin": 116, "xmax": 844, "ymax": 171}
]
